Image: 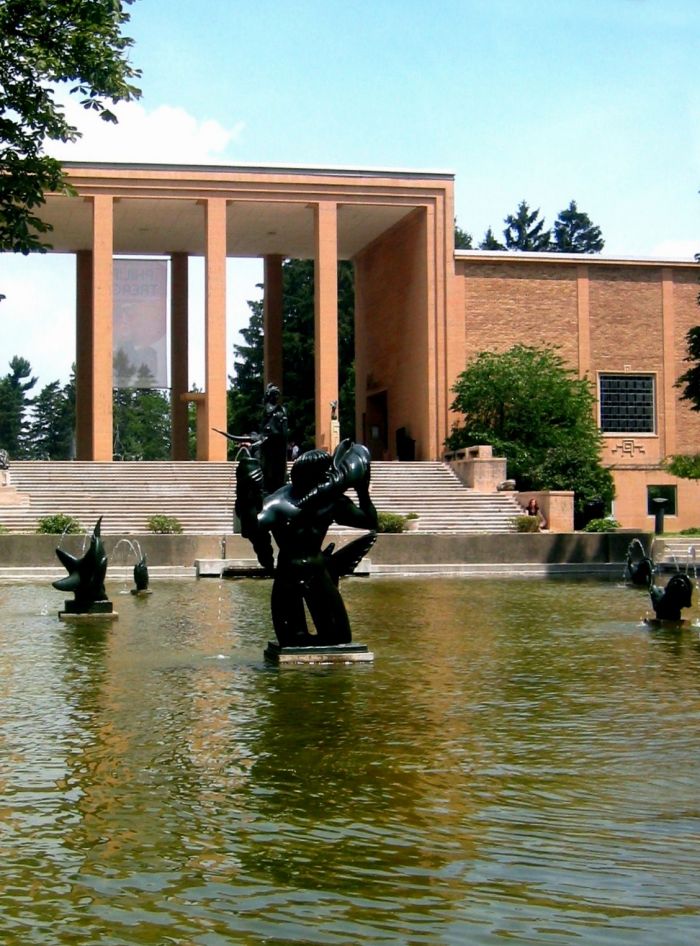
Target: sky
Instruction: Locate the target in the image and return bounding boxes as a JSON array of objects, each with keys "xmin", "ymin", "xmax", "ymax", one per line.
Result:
[{"xmin": 0, "ymin": 0, "xmax": 698, "ymax": 389}]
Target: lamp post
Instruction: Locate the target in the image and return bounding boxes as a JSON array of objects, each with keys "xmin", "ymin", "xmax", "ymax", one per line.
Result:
[{"xmin": 652, "ymin": 496, "xmax": 668, "ymax": 535}]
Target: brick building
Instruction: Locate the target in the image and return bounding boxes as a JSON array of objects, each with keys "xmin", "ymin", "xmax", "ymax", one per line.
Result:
[{"xmin": 21, "ymin": 161, "xmax": 700, "ymax": 530}]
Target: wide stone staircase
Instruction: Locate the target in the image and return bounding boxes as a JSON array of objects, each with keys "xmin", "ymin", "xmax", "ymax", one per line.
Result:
[{"xmin": 1, "ymin": 461, "xmax": 522, "ymax": 535}]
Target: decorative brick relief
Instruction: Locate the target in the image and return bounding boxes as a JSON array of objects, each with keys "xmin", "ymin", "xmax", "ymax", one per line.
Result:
[{"xmin": 610, "ymin": 439, "xmax": 646, "ymax": 457}]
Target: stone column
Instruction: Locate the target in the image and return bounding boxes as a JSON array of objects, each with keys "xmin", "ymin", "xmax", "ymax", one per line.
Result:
[
  {"xmin": 75, "ymin": 197, "xmax": 113, "ymax": 460},
  {"xmin": 314, "ymin": 201, "xmax": 339, "ymax": 451},
  {"xmin": 202, "ymin": 198, "xmax": 228, "ymax": 461},
  {"xmin": 170, "ymin": 252, "xmax": 189, "ymax": 460},
  {"xmin": 75, "ymin": 250, "xmax": 93, "ymax": 460},
  {"xmin": 263, "ymin": 254, "xmax": 284, "ymax": 390}
]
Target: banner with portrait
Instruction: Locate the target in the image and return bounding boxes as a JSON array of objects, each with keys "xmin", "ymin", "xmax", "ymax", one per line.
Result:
[{"xmin": 113, "ymin": 259, "xmax": 168, "ymax": 389}]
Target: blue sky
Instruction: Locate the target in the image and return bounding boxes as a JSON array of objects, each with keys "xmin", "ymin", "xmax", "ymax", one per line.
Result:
[{"xmin": 0, "ymin": 0, "xmax": 698, "ymax": 387}]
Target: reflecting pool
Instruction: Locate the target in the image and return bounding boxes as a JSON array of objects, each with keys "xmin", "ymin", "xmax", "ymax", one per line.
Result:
[{"xmin": 1, "ymin": 576, "xmax": 699, "ymax": 945}]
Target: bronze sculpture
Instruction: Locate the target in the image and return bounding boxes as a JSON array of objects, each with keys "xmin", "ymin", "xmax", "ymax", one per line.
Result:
[
  {"xmin": 238, "ymin": 438, "xmax": 378, "ymax": 647},
  {"xmin": 648, "ymin": 573, "xmax": 693, "ymax": 622},
  {"xmin": 132, "ymin": 554, "xmax": 151, "ymax": 595},
  {"xmin": 215, "ymin": 382, "xmax": 288, "ymax": 495},
  {"xmin": 53, "ymin": 517, "xmax": 113, "ymax": 615},
  {"xmin": 624, "ymin": 538, "xmax": 654, "ymax": 587}
]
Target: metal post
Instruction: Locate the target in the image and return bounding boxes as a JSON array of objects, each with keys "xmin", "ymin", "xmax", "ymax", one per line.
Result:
[{"xmin": 652, "ymin": 497, "xmax": 668, "ymax": 535}]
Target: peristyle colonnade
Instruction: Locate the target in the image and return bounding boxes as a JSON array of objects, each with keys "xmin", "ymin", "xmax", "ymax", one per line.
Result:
[{"xmin": 34, "ymin": 163, "xmax": 457, "ymax": 462}]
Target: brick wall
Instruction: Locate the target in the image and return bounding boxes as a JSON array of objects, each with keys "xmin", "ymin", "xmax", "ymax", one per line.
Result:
[{"xmin": 455, "ymin": 254, "xmax": 700, "ymax": 528}]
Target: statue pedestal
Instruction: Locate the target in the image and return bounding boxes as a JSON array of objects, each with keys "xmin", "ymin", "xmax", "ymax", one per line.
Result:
[
  {"xmin": 59, "ymin": 600, "xmax": 118, "ymax": 621},
  {"xmin": 0, "ymin": 470, "xmax": 30, "ymax": 506},
  {"xmin": 643, "ymin": 617, "xmax": 689, "ymax": 630},
  {"xmin": 264, "ymin": 641, "xmax": 374, "ymax": 665}
]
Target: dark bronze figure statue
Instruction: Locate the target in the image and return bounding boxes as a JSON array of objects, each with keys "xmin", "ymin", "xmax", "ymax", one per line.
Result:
[
  {"xmin": 53, "ymin": 517, "xmax": 112, "ymax": 614},
  {"xmin": 238, "ymin": 438, "xmax": 378, "ymax": 647},
  {"xmin": 215, "ymin": 382, "xmax": 289, "ymax": 495},
  {"xmin": 649, "ymin": 573, "xmax": 693, "ymax": 622},
  {"xmin": 258, "ymin": 383, "xmax": 289, "ymax": 495}
]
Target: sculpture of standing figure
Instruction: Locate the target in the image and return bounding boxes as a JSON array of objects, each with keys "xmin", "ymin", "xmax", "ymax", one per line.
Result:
[
  {"xmin": 214, "ymin": 382, "xmax": 288, "ymax": 495},
  {"xmin": 239, "ymin": 439, "xmax": 378, "ymax": 647},
  {"xmin": 259, "ymin": 383, "xmax": 288, "ymax": 495}
]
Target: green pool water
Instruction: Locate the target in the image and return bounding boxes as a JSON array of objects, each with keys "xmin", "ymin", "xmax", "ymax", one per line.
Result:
[{"xmin": 1, "ymin": 576, "xmax": 699, "ymax": 945}]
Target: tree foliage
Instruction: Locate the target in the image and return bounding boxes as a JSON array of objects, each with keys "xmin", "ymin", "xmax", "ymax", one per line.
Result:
[
  {"xmin": 113, "ymin": 388, "xmax": 172, "ymax": 460},
  {"xmin": 665, "ymin": 261, "xmax": 700, "ymax": 479},
  {"xmin": 675, "ymin": 325, "xmax": 700, "ymax": 412},
  {"xmin": 0, "ymin": 356, "xmax": 37, "ymax": 455},
  {"xmin": 503, "ymin": 200, "xmax": 551, "ymax": 250},
  {"xmin": 552, "ymin": 200, "xmax": 604, "ymax": 253},
  {"xmin": 454, "ymin": 223, "xmax": 473, "ymax": 249},
  {"xmin": 25, "ymin": 376, "xmax": 75, "ymax": 459},
  {"xmin": 0, "ymin": 0, "xmax": 141, "ymax": 254},
  {"xmin": 477, "ymin": 199, "xmax": 604, "ymax": 254},
  {"xmin": 228, "ymin": 258, "xmax": 356, "ymax": 454},
  {"xmin": 479, "ymin": 226, "xmax": 505, "ymax": 250},
  {"xmin": 446, "ymin": 344, "xmax": 614, "ymax": 514}
]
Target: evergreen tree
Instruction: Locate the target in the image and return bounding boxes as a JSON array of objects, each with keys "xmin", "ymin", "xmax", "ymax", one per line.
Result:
[
  {"xmin": 227, "ymin": 299, "xmax": 265, "ymax": 444},
  {"xmin": 113, "ymin": 388, "xmax": 171, "ymax": 460},
  {"xmin": 552, "ymin": 200, "xmax": 604, "ymax": 253},
  {"xmin": 26, "ymin": 379, "xmax": 74, "ymax": 459},
  {"xmin": 0, "ymin": 356, "xmax": 37, "ymax": 456},
  {"xmin": 454, "ymin": 223, "xmax": 473, "ymax": 249},
  {"xmin": 479, "ymin": 227, "xmax": 505, "ymax": 250},
  {"xmin": 228, "ymin": 259, "xmax": 356, "ymax": 454},
  {"xmin": 503, "ymin": 200, "xmax": 551, "ymax": 250}
]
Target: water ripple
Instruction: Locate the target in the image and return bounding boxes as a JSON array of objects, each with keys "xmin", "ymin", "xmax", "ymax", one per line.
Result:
[{"xmin": 1, "ymin": 578, "xmax": 700, "ymax": 944}]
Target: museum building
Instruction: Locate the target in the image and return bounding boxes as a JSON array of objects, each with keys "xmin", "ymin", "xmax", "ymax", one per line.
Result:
[{"xmin": 28, "ymin": 161, "xmax": 700, "ymax": 530}]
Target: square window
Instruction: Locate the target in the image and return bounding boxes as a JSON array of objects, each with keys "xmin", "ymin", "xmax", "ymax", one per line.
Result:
[
  {"xmin": 647, "ymin": 485, "xmax": 677, "ymax": 517},
  {"xmin": 599, "ymin": 374, "xmax": 655, "ymax": 433}
]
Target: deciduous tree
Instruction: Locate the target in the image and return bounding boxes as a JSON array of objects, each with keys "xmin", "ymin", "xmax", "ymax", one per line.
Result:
[
  {"xmin": 0, "ymin": 0, "xmax": 141, "ymax": 254},
  {"xmin": 446, "ymin": 344, "xmax": 614, "ymax": 516}
]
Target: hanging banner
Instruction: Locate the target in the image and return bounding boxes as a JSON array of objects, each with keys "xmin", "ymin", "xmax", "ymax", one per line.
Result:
[{"xmin": 113, "ymin": 259, "xmax": 168, "ymax": 388}]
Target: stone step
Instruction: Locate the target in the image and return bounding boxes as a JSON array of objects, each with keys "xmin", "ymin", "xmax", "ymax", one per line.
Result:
[{"xmin": 1, "ymin": 460, "xmax": 522, "ymax": 535}]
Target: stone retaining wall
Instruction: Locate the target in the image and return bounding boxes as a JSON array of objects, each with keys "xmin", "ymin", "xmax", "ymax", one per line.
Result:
[{"xmin": 0, "ymin": 531, "xmax": 651, "ymax": 571}]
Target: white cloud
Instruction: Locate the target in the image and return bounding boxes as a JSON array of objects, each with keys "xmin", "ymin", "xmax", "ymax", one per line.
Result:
[
  {"xmin": 47, "ymin": 96, "xmax": 244, "ymax": 164},
  {"xmin": 1, "ymin": 102, "xmax": 259, "ymax": 388}
]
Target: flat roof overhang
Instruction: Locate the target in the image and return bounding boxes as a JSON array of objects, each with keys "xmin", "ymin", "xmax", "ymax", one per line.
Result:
[
  {"xmin": 455, "ymin": 249, "xmax": 699, "ymax": 270},
  {"xmin": 37, "ymin": 161, "xmax": 455, "ymax": 259}
]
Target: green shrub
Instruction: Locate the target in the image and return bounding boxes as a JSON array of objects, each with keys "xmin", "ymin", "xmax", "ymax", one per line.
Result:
[
  {"xmin": 680, "ymin": 527, "xmax": 700, "ymax": 535},
  {"xmin": 377, "ymin": 511, "xmax": 407, "ymax": 533},
  {"xmin": 0, "ymin": 524, "xmax": 8, "ymax": 534},
  {"xmin": 36, "ymin": 513, "xmax": 82, "ymax": 535},
  {"xmin": 146, "ymin": 514, "xmax": 183, "ymax": 534},
  {"xmin": 513, "ymin": 515, "xmax": 540, "ymax": 533},
  {"xmin": 581, "ymin": 517, "xmax": 620, "ymax": 533}
]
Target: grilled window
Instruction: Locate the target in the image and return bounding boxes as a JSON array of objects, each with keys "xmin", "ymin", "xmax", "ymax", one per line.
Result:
[{"xmin": 599, "ymin": 374, "xmax": 655, "ymax": 433}]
